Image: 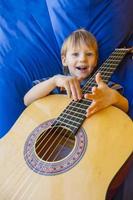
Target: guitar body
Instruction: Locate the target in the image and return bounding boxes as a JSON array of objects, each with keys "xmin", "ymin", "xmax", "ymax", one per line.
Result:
[{"xmin": 0, "ymin": 94, "xmax": 133, "ymax": 200}]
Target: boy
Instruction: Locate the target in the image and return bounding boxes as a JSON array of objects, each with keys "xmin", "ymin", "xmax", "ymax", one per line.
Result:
[{"xmin": 24, "ymin": 29, "xmax": 128, "ymax": 117}]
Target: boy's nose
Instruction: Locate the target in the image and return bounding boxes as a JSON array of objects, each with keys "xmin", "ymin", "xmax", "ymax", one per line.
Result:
[{"xmin": 79, "ymin": 54, "xmax": 87, "ymax": 62}]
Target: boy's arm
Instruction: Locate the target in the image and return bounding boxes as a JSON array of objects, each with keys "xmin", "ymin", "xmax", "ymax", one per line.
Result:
[
  {"xmin": 24, "ymin": 76, "xmax": 57, "ymax": 106},
  {"xmin": 110, "ymin": 89, "xmax": 128, "ymax": 113},
  {"xmin": 24, "ymin": 74, "xmax": 82, "ymax": 106}
]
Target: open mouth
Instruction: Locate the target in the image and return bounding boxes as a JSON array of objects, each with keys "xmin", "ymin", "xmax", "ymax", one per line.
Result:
[{"xmin": 76, "ymin": 66, "xmax": 88, "ymax": 71}]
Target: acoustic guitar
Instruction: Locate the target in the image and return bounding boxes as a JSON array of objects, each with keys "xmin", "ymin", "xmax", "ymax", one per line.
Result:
[{"xmin": 0, "ymin": 48, "xmax": 133, "ymax": 200}]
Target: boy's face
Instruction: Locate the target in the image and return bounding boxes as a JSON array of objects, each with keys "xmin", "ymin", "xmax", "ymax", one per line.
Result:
[{"xmin": 62, "ymin": 44, "xmax": 97, "ymax": 80}]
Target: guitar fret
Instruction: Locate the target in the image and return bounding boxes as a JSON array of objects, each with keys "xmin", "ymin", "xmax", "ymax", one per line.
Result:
[
  {"xmin": 110, "ymin": 55, "xmax": 125, "ymax": 58},
  {"xmin": 60, "ymin": 112, "xmax": 83, "ymax": 120},
  {"xmin": 107, "ymin": 63, "xmax": 117, "ymax": 66},
  {"xmin": 106, "ymin": 59, "xmax": 122, "ymax": 62},
  {"xmin": 101, "ymin": 64, "xmax": 118, "ymax": 70},
  {"xmin": 82, "ymin": 99, "xmax": 91, "ymax": 103},
  {"xmin": 102, "ymin": 70, "xmax": 114, "ymax": 74},
  {"xmin": 56, "ymin": 119, "xmax": 79, "ymax": 129},
  {"xmin": 106, "ymin": 60, "xmax": 122, "ymax": 65},
  {"xmin": 100, "ymin": 71, "xmax": 113, "ymax": 75},
  {"xmin": 101, "ymin": 68, "xmax": 115, "ymax": 75},
  {"xmin": 100, "ymin": 71, "xmax": 113, "ymax": 77},
  {"xmin": 57, "ymin": 117, "xmax": 81, "ymax": 125},
  {"xmin": 104, "ymin": 74, "xmax": 110, "ymax": 78},
  {"xmin": 64, "ymin": 109, "xmax": 85, "ymax": 117},
  {"xmin": 74, "ymin": 100, "xmax": 92, "ymax": 110},
  {"xmin": 100, "ymin": 71, "xmax": 111, "ymax": 77},
  {"xmin": 68, "ymin": 104, "xmax": 87, "ymax": 111},
  {"xmin": 78, "ymin": 102, "xmax": 91, "ymax": 107}
]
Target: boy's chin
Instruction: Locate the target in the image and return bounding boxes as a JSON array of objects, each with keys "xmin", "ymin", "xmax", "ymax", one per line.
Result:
[{"xmin": 77, "ymin": 74, "xmax": 89, "ymax": 81}]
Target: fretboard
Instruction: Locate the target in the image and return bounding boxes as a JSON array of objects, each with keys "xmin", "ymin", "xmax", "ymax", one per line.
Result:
[{"xmin": 53, "ymin": 48, "xmax": 131, "ymax": 134}]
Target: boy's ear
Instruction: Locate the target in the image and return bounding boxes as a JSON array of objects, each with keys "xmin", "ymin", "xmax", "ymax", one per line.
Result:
[{"xmin": 61, "ymin": 55, "xmax": 67, "ymax": 66}]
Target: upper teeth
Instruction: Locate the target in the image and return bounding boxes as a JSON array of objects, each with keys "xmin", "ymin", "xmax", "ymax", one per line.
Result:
[{"xmin": 76, "ymin": 66, "xmax": 87, "ymax": 70}]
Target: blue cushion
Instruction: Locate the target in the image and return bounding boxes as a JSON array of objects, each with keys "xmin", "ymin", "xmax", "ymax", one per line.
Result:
[
  {"xmin": 0, "ymin": 0, "xmax": 62, "ymax": 137},
  {"xmin": 0, "ymin": 0, "xmax": 133, "ymax": 137}
]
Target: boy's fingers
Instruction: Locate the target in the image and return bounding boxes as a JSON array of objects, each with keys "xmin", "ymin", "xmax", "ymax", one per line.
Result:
[
  {"xmin": 92, "ymin": 86, "xmax": 97, "ymax": 93},
  {"xmin": 70, "ymin": 84, "xmax": 78, "ymax": 100},
  {"xmin": 86, "ymin": 102, "xmax": 96, "ymax": 117},
  {"xmin": 66, "ymin": 90, "xmax": 71, "ymax": 98},
  {"xmin": 69, "ymin": 79, "xmax": 82, "ymax": 100},
  {"xmin": 84, "ymin": 93, "xmax": 94, "ymax": 100},
  {"xmin": 95, "ymin": 73, "xmax": 104, "ymax": 86},
  {"xmin": 65, "ymin": 83, "xmax": 71, "ymax": 98},
  {"xmin": 73, "ymin": 80, "xmax": 82, "ymax": 100}
]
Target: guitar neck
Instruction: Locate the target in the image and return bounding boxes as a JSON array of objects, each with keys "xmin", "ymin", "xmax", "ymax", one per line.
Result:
[
  {"xmin": 82, "ymin": 48, "xmax": 130, "ymax": 94},
  {"xmin": 53, "ymin": 48, "xmax": 131, "ymax": 134}
]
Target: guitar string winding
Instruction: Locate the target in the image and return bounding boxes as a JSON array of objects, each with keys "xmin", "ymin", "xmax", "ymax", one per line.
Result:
[{"xmin": 2, "ymin": 49, "xmax": 128, "ymax": 200}]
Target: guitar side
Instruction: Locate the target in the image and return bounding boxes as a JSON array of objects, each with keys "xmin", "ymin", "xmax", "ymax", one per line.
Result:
[{"xmin": 0, "ymin": 94, "xmax": 133, "ymax": 200}]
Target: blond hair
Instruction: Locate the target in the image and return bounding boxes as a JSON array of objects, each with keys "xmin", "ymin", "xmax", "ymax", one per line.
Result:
[{"xmin": 61, "ymin": 28, "xmax": 98, "ymax": 58}]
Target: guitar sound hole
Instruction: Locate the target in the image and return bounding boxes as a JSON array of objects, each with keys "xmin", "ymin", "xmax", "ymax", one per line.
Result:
[{"xmin": 35, "ymin": 126, "xmax": 75, "ymax": 162}]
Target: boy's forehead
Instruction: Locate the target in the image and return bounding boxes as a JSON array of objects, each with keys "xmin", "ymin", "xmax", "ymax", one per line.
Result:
[{"xmin": 67, "ymin": 44, "xmax": 96, "ymax": 52}]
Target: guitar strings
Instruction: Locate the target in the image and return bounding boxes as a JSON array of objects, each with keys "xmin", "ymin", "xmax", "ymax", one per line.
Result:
[{"xmin": 2, "ymin": 49, "xmax": 128, "ymax": 199}]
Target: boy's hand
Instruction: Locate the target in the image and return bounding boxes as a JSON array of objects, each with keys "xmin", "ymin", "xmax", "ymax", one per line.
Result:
[
  {"xmin": 54, "ymin": 75, "xmax": 82, "ymax": 101},
  {"xmin": 84, "ymin": 73, "xmax": 117, "ymax": 117}
]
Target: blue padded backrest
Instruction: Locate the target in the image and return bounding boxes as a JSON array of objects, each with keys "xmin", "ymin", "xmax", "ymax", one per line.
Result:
[
  {"xmin": 46, "ymin": 0, "xmax": 133, "ymax": 63},
  {"xmin": 0, "ymin": 0, "xmax": 62, "ymax": 137},
  {"xmin": 0, "ymin": 0, "xmax": 133, "ymax": 137}
]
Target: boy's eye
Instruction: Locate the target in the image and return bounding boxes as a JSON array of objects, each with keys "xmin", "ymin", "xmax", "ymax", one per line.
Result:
[
  {"xmin": 86, "ymin": 52, "xmax": 93, "ymax": 56},
  {"xmin": 72, "ymin": 52, "xmax": 79, "ymax": 56}
]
